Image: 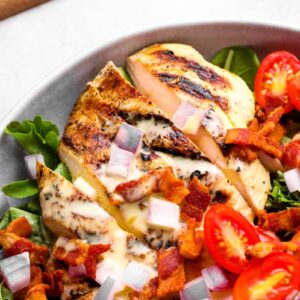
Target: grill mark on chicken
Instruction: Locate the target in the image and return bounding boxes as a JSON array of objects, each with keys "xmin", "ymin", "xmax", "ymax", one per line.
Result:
[
  {"xmin": 155, "ymin": 50, "xmax": 229, "ymax": 87},
  {"xmin": 157, "ymin": 72, "xmax": 228, "ymax": 111}
]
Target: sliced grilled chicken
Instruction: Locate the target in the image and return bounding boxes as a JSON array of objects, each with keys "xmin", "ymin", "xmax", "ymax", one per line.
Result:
[
  {"xmin": 127, "ymin": 43, "xmax": 270, "ymax": 214},
  {"xmin": 58, "ymin": 61, "xmax": 259, "ymax": 245},
  {"xmin": 37, "ymin": 163, "xmax": 157, "ymax": 293}
]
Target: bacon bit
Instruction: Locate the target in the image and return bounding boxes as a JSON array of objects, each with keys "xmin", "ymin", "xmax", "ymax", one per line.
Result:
[
  {"xmin": 258, "ymin": 107, "xmax": 285, "ymax": 136},
  {"xmin": 129, "ymin": 277, "xmax": 158, "ymax": 300},
  {"xmin": 258, "ymin": 208, "xmax": 300, "ymax": 232},
  {"xmin": 181, "ymin": 177, "xmax": 211, "ymax": 222},
  {"xmin": 115, "ymin": 167, "xmax": 189, "ymax": 204},
  {"xmin": 4, "ymin": 236, "xmax": 49, "ymax": 265},
  {"xmin": 255, "ymin": 104, "xmax": 266, "ymax": 122},
  {"xmin": 178, "ymin": 219, "xmax": 203, "ymax": 259},
  {"xmin": 225, "ymin": 128, "xmax": 282, "ymax": 158},
  {"xmin": 43, "ymin": 270, "xmax": 64, "ymax": 298},
  {"xmin": 282, "ymin": 140, "xmax": 300, "ymax": 169},
  {"xmin": 247, "ymin": 242, "xmax": 287, "ymax": 258},
  {"xmin": 25, "ymin": 284, "xmax": 49, "ymax": 300},
  {"xmin": 53, "ymin": 238, "xmax": 110, "ymax": 280},
  {"xmin": 268, "ymin": 124, "xmax": 286, "ymax": 143},
  {"xmin": 30, "ymin": 266, "xmax": 43, "ymax": 287},
  {"xmin": 159, "ymin": 167, "xmax": 189, "ymax": 205},
  {"xmin": 157, "ymin": 247, "xmax": 185, "ymax": 297},
  {"xmin": 6, "ymin": 217, "xmax": 32, "ymax": 237},
  {"xmin": 248, "ymin": 118, "xmax": 259, "ymax": 131},
  {"xmin": 115, "ymin": 170, "xmax": 159, "ymax": 202},
  {"xmin": 84, "ymin": 244, "xmax": 110, "ymax": 279}
]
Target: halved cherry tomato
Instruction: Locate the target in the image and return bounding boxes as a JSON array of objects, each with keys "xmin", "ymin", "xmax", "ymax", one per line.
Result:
[
  {"xmin": 233, "ymin": 252, "xmax": 300, "ymax": 300},
  {"xmin": 203, "ymin": 204, "xmax": 260, "ymax": 274},
  {"xmin": 288, "ymin": 71, "xmax": 300, "ymax": 111},
  {"xmin": 255, "ymin": 51, "xmax": 300, "ymax": 113}
]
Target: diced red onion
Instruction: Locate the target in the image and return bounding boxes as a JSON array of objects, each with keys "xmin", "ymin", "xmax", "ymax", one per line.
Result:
[
  {"xmin": 0, "ymin": 252, "xmax": 30, "ymax": 293},
  {"xmin": 73, "ymin": 177, "xmax": 96, "ymax": 198},
  {"xmin": 284, "ymin": 168, "xmax": 300, "ymax": 193},
  {"xmin": 147, "ymin": 197, "xmax": 180, "ymax": 231},
  {"xmin": 201, "ymin": 265, "xmax": 229, "ymax": 291},
  {"xmin": 68, "ymin": 264, "xmax": 87, "ymax": 277},
  {"xmin": 24, "ymin": 154, "xmax": 44, "ymax": 179},
  {"xmin": 114, "ymin": 123, "xmax": 143, "ymax": 153},
  {"xmin": 172, "ymin": 102, "xmax": 203, "ymax": 134},
  {"xmin": 0, "ymin": 192, "xmax": 9, "ymax": 218},
  {"xmin": 180, "ymin": 276, "xmax": 211, "ymax": 300},
  {"xmin": 123, "ymin": 261, "xmax": 152, "ymax": 291},
  {"xmin": 95, "ymin": 276, "xmax": 116, "ymax": 300},
  {"xmin": 286, "ymin": 290, "xmax": 300, "ymax": 300},
  {"xmin": 107, "ymin": 144, "xmax": 133, "ymax": 178}
]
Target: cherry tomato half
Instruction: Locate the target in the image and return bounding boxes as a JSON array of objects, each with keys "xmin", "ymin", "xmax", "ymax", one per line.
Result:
[
  {"xmin": 203, "ymin": 204, "xmax": 260, "ymax": 274},
  {"xmin": 233, "ymin": 252, "xmax": 300, "ymax": 300},
  {"xmin": 254, "ymin": 51, "xmax": 300, "ymax": 113},
  {"xmin": 288, "ymin": 71, "xmax": 300, "ymax": 111}
]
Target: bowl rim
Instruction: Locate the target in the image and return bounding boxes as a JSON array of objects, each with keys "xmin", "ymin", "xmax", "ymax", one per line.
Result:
[{"xmin": 1, "ymin": 21, "xmax": 299, "ymax": 133}]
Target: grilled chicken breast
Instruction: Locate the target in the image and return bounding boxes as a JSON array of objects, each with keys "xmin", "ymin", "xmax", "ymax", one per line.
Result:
[
  {"xmin": 57, "ymin": 61, "xmax": 259, "ymax": 248},
  {"xmin": 127, "ymin": 43, "xmax": 270, "ymax": 214},
  {"xmin": 37, "ymin": 163, "xmax": 157, "ymax": 296}
]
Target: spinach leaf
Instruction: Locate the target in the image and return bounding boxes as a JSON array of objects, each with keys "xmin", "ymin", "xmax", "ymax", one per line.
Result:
[
  {"xmin": 54, "ymin": 162, "xmax": 72, "ymax": 181},
  {"xmin": 0, "ymin": 211, "xmax": 10, "ymax": 230},
  {"xmin": 118, "ymin": 67, "xmax": 133, "ymax": 84},
  {"xmin": 2, "ymin": 179, "xmax": 38, "ymax": 198},
  {"xmin": 211, "ymin": 46, "xmax": 260, "ymax": 90},
  {"xmin": 266, "ymin": 172, "xmax": 300, "ymax": 212},
  {"xmin": 24, "ymin": 198, "xmax": 41, "ymax": 214},
  {"xmin": 4, "ymin": 115, "xmax": 59, "ymax": 168},
  {"xmin": 0, "ymin": 282, "xmax": 13, "ymax": 300}
]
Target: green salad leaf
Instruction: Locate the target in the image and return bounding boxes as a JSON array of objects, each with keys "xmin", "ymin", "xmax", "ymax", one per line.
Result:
[
  {"xmin": 0, "ymin": 211, "xmax": 10, "ymax": 230},
  {"xmin": 266, "ymin": 172, "xmax": 300, "ymax": 212},
  {"xmin": 4, "ymin": 115, "xmax": 59, "ymax": 168},
  {"xmin": 54, "ymin": 162, "xmax": 72, "ymax": 181},
  {"xmin": 2, "ymin": 179, "xmax": 38, "ymax": 198},
  {"xmin": 24, "ymin": 198, "xmax": 41, "ymax": 214},
  {"xmin": 0, "ymin": 282, "xmax": 13, "ymax": 300},
  {"xmin": 118, "ymin": 67, "xmax": 133, "ymax": 84},
  {"xmin": 211, "ymin": 46, "xmax": 260, "ymax": 90}
]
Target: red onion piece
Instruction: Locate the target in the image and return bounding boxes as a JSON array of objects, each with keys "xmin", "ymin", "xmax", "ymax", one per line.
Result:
[
  {"xmin": 24, "ymin": 154, "xmax": 44, "ymax": 179},
  {"xmin": 258, "ymin": 151, "xmax": 284, "ymax": 172},
  {"xmin": 0, "ymin": 252, "xmax": 30, "ymax": 293},
  {"xmin": 114, "ymin": 123, "xmax": 143, "ymax": 153},
  {"xmin": 95, "ymin": 276, "xmax": 116, "ymax": 300},
  {"xmin": 147, "ymin": 197, "xmax": 180, "ymax": 230},
  {"xmin": 180, "ymin": 276, "xmax": 211, "ymax": 300},
  {"xmin": 172, "ymin": 102, "xmax": 203, "ymax": 134},
  {"xmin": 201, "ymin": 265, "xmax": 229, "ymax": 291},
  {"xmin": 107, "ymin": 144, "xmax": 133, "ymax": 178},
  {"xmin": 68, "ymin": 264, "xmax": 87, "ymax": 277},
  {"xmin": 123, "ymin": 261, "xmax": 152, "ymax": 291},
  {"xmin": 284, "ymin": 168, "xmax": 300, "ymax": 193}
]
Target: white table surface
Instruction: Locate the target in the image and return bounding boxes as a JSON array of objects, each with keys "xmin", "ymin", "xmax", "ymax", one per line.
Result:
[{"xmin": 0, "ymin": 0, "xmax": 299, "ymax": 123}]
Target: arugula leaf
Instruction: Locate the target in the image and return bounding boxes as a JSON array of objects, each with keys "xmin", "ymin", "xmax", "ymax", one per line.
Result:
[
  {"xmin": 5, "ymin": 115, "xmax": 59, "ymax": 168},
  {"xmin": 0, "ymin": 211, "xmax": 10, "ymax": 230},
  {"xmin": 0, "ymin": 282, "xmax": 13, "ymax": 300},
  {"xmin": 266, "ymin": 172, "xmax": 300, "ymax": 212},
  {"xmin": 54, "ymin": 162, "xmax": 72, "ymax": 181},
  {"xmin": 211, "ymin": 46, "xmax": 260, "ymax": 90},
  {"xmin": 118, "ymin": 67, "xmax": 133, "ymax": 84},
  {"xmin": 2, "ymin": 179, "xmax": 38, "ymax": 199}
]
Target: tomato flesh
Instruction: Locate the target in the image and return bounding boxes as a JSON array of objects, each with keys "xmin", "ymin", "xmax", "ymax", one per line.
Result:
[
  {"xmin": 255, "ymin": 51, "xmax": 300, "ymax": 113},
  {"xmin": 288, "ymin": 71, "xmax": 300, "ymax": 111},
  {"xmin": 203, "ymin": 204, "xmax": 260, "ymax": 274},
  {"xmin": 233, "ymin": 252, "xmax": 300, "ymax": 300}
]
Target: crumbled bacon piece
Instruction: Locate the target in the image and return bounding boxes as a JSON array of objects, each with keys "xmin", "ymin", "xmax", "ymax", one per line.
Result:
[
  {"xmin": 178, "ymin": 218, "xmax": 203, "ymax": 259},
  {"xmin": 115, "ymin": 167, "xmax": 189, "ymax": 204},
  {"xmin": 6, "ymin": 217, "xmax": 32, "ymax": 237},
  {"xmin": 282, "ymin": 140, "xmax": 300, "ymax": 169},
  {"xmin": 159, "ymin": 167, "xmax": 189, "ymax": 205},
  {"xmin": 258, "ymin": 208, "xmax": 300, "ymax": 232},
  {"xmin": 157, "ymin": 247, "xmax": 185, "ymax": 297},
  {"xmin": 53, "ymin": 238, "xmax": 110, "ymax": 280},
  {"xmin": 25, "ymin": 284, "xmax": 49, "ymax": 300},
  {"xmin": 43, "ymin": 270, "xmax": 64, "ymax": 298},
  {"xmin": 130, "ymin": 277, "xmax": 158, "ymax": 300},
  {"xmin": 181, "ymin": 177, "xmax": 211, "ymax": 222},
  {"xmin": 258, "ymin": 107, "xmax": 285, "ymax": 136}
]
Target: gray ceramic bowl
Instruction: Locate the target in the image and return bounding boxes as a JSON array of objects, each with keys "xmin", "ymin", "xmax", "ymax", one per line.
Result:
[{"xmin": 1, "ymin": 22, "xmax": 300, "ymax": 187}]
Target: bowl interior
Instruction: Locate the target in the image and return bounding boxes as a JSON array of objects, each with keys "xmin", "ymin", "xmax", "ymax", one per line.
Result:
[{"xmin": 1, "ymin": 22, "xmax": 300, "ymax": 186}]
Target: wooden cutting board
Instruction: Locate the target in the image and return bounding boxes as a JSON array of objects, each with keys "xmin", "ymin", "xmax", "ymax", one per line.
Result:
[{"xmin": 0, "ymin": 0, "xmax": 48, "ymax": 20}]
